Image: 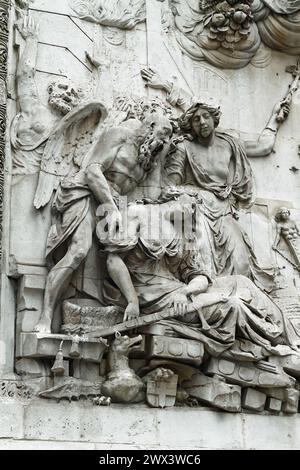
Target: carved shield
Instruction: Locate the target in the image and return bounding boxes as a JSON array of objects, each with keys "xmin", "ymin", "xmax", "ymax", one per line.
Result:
[{"xmin": 146, "ymin": 374, "xmax": 178, "ymax": 408}]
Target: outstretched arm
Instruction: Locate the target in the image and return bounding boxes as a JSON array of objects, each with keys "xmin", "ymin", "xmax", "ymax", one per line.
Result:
[
  {"xmin": 244, "ymin": 98, "xmax": 290, "ymax": 158},
  {"xmin": 141, "ymin": 68, "xmax": 192, "ymax": 112},
  {"xmin": 16, "ymin": 14, "xmax": 40, "ymax": 114}
]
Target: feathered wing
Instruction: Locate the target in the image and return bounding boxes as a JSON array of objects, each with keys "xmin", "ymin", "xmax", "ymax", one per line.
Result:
[{"xmin": 34, "ymin": 101, "xmax": 108, "ymax": 210}]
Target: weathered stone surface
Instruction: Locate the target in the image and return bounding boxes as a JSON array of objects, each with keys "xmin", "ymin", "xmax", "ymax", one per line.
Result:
[
  {"xmin": 17, "ymin": 333, "xmax": 107, "ymax": 363},
  {"xmin": 205, "ymin": 358, "xmax": 296, "ymax": 389},
  {"xmin": 270, "ymin": 354, "xmax": 300, "ymax": 378},
  {"xmin": 242, "ymin": 388, "xmax": 267, "ymax": 412},
  {"xmin": 1, "ymin": 0, "xmax": 300, "ymax": 449},
  {"xmin": 182, "ymin": 373, "xmax": 242, "ymax": 412},
  {"xmin": 148, "ymin": 335, "xmax": 204, "ymax": 367},
  {"xmin": 265, "ymin": 397, "xmax": 282, "ymax": 413},
  {"xmin": 0, "ymin": 400, "xmax": 299, "ymax": 449}
]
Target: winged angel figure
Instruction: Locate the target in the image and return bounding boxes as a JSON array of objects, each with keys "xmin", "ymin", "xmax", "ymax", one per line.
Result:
[
  {"xmin": 33, "ymin": 100, "xmax": 108, "ymax": 333},
  {"xmin": 33, "ymin": 93, "xmax": 174, "ymax": 333}
]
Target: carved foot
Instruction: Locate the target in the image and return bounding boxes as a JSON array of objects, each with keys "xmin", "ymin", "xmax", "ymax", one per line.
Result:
[{"xmin": 33, "ymin": 319, "xmax": 52, "ymax": 334}]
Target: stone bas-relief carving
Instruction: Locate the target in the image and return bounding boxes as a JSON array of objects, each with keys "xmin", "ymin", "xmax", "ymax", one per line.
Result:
[
  {"xmin": 69, "ymin": 0, "xmax": 300, "ymax": 70},
  {"xmin": 70, "ymin": 0, "xmax": 146, "ymax": 29},
  {"xmin": 0, "ymin": 0, "xmax": 9, "ymax": 259},
  {"xmin": 171, "ymin": 0, "xmax": 300, "ymax": 69},
  {"xmin": 12, "ymin": 15, "xmax": 82, "ymax": 176},
  {"xmin": 2, "ymin": 1, "xmax": 300, "ymax": 427},
  {"xmin": 141, "ymin": 67, "xmax": 292, "ymax": 290},
  {"xmin": 273, "ymin": 208, "xmax": 300, "ymax": 271}
]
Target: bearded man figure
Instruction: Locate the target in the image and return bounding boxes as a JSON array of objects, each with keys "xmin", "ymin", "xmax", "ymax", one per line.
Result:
[
  {"xmin": 34, "ymin": 110, "xmax": 173, "ymax": 333},
  {"xmin": 12, "ymin": 14, "xmax": 81, "ymax": 176}
]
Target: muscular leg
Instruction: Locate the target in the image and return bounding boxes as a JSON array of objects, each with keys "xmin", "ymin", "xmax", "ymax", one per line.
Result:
[
  {"xmin": 35, "ymin": 212, "xmax": 94, "ymax": 333},
  {"xmin": 106, "ymin": 253, "xmax": 139, "ymax": 321}
]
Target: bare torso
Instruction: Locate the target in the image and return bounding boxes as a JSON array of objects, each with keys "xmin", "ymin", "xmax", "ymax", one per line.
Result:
[
  {"xmin": 104, "ymin": 142, "xmax": 146, "ymax": 195},
  {"xmin": 187, "ymin": 137, "xmax": 232, "ymax": 184}
]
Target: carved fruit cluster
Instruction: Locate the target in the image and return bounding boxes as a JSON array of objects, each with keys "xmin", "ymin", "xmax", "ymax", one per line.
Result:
[{"xmin": 203, "ymin": 0, "xmax": 254, "ymax": 49}]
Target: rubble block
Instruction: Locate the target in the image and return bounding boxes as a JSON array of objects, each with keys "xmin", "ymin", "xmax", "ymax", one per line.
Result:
[
  {"xmin": 269, "ymin": 354, "xmax": 300, "ymax": 378},
  {"xmin": 17, "ymin": 333, "xmax": 107, "ymax": 363},
  {"xmin": 242, "ymin": 388, "xmax": 267, "ymax": 412},
  {"xmin": 148, "ymin": 335, "xmax": 204, "ymax": 367},
  {"xmin": 265, "ymin": 397, "xmax": 282, "ymax": 413},
  {"xmin": 204, "ymin": 358, "xmax": 296, "ymax": 388},
  {"xmin": 182, "ymin": 373, "xmax": 241, "ymax": 412},
  {"xmin": 259, "ymin": 387, "xmax": 300, "ymax": 415}
]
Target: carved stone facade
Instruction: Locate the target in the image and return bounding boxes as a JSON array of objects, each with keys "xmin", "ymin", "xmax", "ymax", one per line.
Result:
[
  {"xmin": 1, "ymin": 0, "xmax": 300, "ymax": 449},
  {"xmin": 0, "ymin": 0, "xmax": 9, "ymax": 258}
]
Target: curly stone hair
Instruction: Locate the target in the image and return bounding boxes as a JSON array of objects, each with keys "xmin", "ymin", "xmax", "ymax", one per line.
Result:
[
  {"xmin": 275, "ymin": 207, "xmax": 291, "ymax": 222},
  {"xmin": 178, "ymin": 101, "xmax": 222, "ymax": 134}
]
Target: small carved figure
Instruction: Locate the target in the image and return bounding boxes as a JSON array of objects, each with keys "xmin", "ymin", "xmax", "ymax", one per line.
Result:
[
  {"xmin": 273, "ymin": 208, "xmax": 300, "ymax": 271},
  {"xmin": 101, "ymin": 333, "xmax": 145, "ymax": 403}
]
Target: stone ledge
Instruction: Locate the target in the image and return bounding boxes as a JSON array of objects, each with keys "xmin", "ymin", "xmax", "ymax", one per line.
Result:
[{"xmin": 0, "ymin": 399, "xmax": 300, "ymax": 449}]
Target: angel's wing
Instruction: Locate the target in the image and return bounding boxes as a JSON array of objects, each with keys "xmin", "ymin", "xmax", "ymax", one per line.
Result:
[{"xmin": 34, "ymin": 101, "xmax": 107, "ymax": 210}]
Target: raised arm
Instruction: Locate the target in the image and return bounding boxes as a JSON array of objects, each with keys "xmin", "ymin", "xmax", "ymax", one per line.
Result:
[
  {"xmin": 16, "ymin": 14, "xmax": 40, "ymax": 114},
  {"xmin": 244, "ymin": 98, "xmax": 290, "ymax": 158},
  {"xmin": 141, "ymin": 68, "xmax": 192, "ymax": 112}
]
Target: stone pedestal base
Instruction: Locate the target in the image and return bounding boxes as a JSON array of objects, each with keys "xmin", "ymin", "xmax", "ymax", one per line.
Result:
[{"xmin": 0, "ymin": 398, "xmax": 300, "ymax": 449}]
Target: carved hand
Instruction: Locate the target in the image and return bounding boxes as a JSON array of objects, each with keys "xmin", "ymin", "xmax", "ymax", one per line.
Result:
[
  {"xmin": 123, "ymin": 302, "xmax": 140, "ymax": 322},
  {"xmin": 274, "ymin": 97, "xmax": 291, "ymax": 123},
  {"xmin": 172, "ymin": 292, "xmax": 188, "ymax": 316},
  {"xmin": 141, "ymin": 67, "xmax": 166, "ymax": 90},
  {"xmin": 17, "ymin": 13, "xmax": 39, "ymax": 39},
  {"xmin": 107, "ymin": 209, "xmax": 123, "ymax": 240}
]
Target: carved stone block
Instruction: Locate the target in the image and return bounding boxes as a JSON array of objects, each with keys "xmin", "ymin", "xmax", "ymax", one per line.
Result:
[
  {"xmin": 17, "ymin": 333, "xmax": 107, "ymax": 363},
  {"xmin": 265, "ymin": 397, "xmax": 282, "ymax": 413},
  {"xmin": 242, "ymin": 388, "xmax": 267, "ymax": 412},
  {"xmin": 61, "ymin": 300, "xmax": 123, "ymax": 335},
  {"xmin": 148, "ymin": 336, "xmax": 204, "ymax": 366},
  {"xmin": 204, "ymin": 358, "xmax": 295, "ymax": 388},
  {"xmin": 182, "ymin": 373, "xmax": 241, "ymax": 412}
]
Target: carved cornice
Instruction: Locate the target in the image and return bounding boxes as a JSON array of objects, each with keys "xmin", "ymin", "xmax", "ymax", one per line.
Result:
[{"xmin": 0, "ymin": 0, "xmax": 9, "ymax": 261}]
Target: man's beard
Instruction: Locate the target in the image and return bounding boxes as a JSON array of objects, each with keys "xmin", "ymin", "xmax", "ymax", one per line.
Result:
[
  {"xmin": 48, "ymin": 94, "xmax": 75, "ymax": 115},
  {"xmin": 138, "ymin": 132, "xmax": 164, "ymax": 172}
]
